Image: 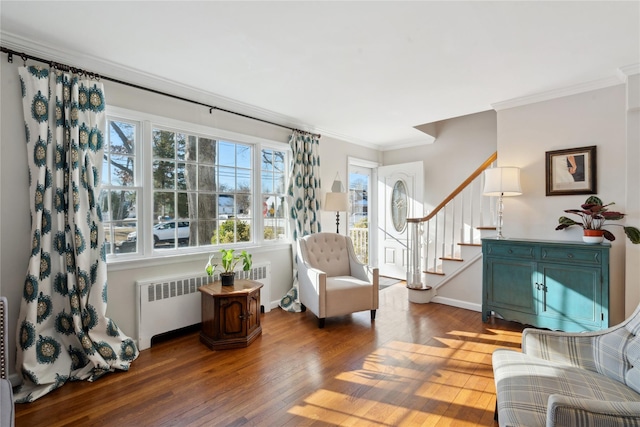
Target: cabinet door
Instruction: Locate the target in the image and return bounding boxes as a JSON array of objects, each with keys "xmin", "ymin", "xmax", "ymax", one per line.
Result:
[
  {"xmin": 219, "ymin": 296, "xmax": 247, "ymax": 339},
  {"xmin": 246, "ymin": 290, "xmax": 261, "ymax": 336},
  {"xmin": 538, "ymin": 263, "xmax": 602, "ymax": 331},
  {"xmin": 485, "ymin": 258, "xmax": 537, "ymax": 315}
]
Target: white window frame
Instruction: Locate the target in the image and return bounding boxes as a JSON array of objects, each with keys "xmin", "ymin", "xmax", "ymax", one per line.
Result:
[{"xmin": 105, "ymin": 106, "xmax": 291, "ymax": 264}]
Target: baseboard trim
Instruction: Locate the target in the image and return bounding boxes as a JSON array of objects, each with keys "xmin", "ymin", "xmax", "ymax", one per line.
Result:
[{"xmin": 431, "ymin": 296, "xmax": 481, "ymax": 313}]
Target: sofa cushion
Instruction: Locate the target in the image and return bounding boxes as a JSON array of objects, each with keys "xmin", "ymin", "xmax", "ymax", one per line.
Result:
[{"xmin": 493, "ymin": 349, "xmax": 640, "ymax": 427}]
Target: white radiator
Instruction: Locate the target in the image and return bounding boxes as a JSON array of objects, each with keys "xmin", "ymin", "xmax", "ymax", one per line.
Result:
[{"xmin": 135, "ymin": 262, "xmax": 271, "ymax": 350}]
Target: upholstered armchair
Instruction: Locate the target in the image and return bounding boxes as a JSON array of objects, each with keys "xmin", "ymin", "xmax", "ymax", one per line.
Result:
[{"xmin": 296, "ymin": 232, "xmax": 379, "ymax": 328}]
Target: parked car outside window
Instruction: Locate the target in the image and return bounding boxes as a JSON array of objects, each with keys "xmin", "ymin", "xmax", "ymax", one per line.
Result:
[{"xmin": 127, "ymin": 221, "xmax": 190, "ymax": 246}]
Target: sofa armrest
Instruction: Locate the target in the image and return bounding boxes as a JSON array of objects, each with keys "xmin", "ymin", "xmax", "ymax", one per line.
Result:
[
  {"xmin": 547, "ymin": 394, "xmax": 640, "ymax": 427},
  {"xmin": 521, "ymin": 328, "xmax": 602, "ymax": 371}
]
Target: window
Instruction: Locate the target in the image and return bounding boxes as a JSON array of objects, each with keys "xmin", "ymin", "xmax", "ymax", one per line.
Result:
[
  {"xmin": 101, "ymin": 119, "xmax": 140, "ymax": 255},
  {"xmin": 261, "ymin": 148, "xmax": 287, "ymax": 241},
  {"xmin": 102, "ymin": 109, "xmax": 290, "ymax": 259}
]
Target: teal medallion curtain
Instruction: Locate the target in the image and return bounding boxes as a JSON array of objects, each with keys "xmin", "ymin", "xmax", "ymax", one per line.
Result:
[
  {"xmin": 15, "ymin": 66, "xmax": 138, "ymax": 402},
  {"xmin": 279, "ymin": 131, "xmax": 321, "ymax": 312}
]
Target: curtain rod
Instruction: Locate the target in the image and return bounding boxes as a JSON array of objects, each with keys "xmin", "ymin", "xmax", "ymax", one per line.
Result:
[{"xmin": 1, "ymin": 46, "xmax": 321, "ymax": 139}]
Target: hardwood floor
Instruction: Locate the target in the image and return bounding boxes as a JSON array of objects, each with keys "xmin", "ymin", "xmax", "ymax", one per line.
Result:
[{"xmin": 14, "ymin": 283, "xmax": 524, "ymax": 426}]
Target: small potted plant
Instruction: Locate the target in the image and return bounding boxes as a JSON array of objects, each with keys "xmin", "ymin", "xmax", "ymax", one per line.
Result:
[
  {"xmin": 205, "ymin": 249, "xmax": 252, "ymax": 286},
  {"xmin": 556, "ymin": 196, "xmax": 640, "ymax": 244}
]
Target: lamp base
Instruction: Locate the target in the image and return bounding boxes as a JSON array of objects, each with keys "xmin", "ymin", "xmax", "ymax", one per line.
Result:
[{"xmin": 335, "ymin": 211, "xmax": 340, "ymax": 234}]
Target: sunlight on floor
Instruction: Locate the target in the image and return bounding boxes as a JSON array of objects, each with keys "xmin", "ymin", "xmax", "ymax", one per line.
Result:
[{"xmin": 287, "ymin": 328, "xmax": 517, "ymax": 426}]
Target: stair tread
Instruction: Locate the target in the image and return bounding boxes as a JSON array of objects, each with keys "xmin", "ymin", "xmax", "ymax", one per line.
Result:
[
  {"xmin": 477, "ymin": 226, "xmax": 497, "ymax": 230},
  {"xmin": 424, "ymin": 269, "xmax": 445, "ymax": 276},
  {"xmin": 458, "ymin": 242, "xmax": 481, "ymax": 247},
  {"xmin": 440, "ymin": 257, "xmax": 463, "ymax": 262}
]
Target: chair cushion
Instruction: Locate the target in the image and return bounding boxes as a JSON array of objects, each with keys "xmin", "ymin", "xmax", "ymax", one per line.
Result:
[
  {"xmin": 325, "ymin": 276, "xmax": 374, "ymax": 318},
  {"xmin": 493, "ymin": 349, "xmax": 640, "ymax": 427}
]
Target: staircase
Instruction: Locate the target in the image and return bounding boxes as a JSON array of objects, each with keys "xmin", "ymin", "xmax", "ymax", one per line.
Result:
[{"xmin": 406, "ymin": 152, "xmax": 498, "ymax": 309}]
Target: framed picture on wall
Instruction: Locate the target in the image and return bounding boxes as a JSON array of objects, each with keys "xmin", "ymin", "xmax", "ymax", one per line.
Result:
[{"xmin": 545, "ymin": 145, "xmax": 597, "ymax": 196}]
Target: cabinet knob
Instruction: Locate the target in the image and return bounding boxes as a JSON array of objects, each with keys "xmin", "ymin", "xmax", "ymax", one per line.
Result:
[
  {"xmin": 508, "ymin": 249, "xmax": 513, "ymax": 254},
  {"xmin": 567, "ymin": 253, "xmax": 574, "ymax": 258}
]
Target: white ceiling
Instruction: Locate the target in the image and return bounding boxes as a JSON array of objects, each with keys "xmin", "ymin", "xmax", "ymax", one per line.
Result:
[{"xmin": 1, "ymin": 1, "xmax": 639, "ymax": 150}]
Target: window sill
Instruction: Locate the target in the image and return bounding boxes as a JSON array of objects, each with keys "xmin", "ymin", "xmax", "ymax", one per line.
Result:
[{"xmin": 106, "ymin": 241, "xmax": 292, "ymax": 272}]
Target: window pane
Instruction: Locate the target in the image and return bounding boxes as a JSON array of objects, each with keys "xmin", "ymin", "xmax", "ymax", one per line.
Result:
[
  {"xmin": 153, "ymin": 129, "xmax": 175, "ymax": 159},
  {"xmin": 176, "ymin": 133, "xmax": 186, "ymax": 161},
  {"xmin": 237, "ymin": 169, "xmax": 251, "ymax": 192},
  {"xmin": 237, "ymin": 193, "xmax": 251, "ymax": 217},
  {"xmin": 261, "ymin": 149, "xmax": 273, "ymax": 171},
  {"xmin": 198, "ymin": 137, "xmax": 216, "ymax": 164},
  {"xmin": 274, "ymin": 172, "xmax": 285, "ymax": 194},
  {"xmin": 219, "ymin": 167, "xmax": 235, "ymax": 191},
  {"xmin": 176, "ymin": 163, "xmax": 186, "ymax": 190},
  {"xmin": 109, "ymin": 121, "xmax": 135, "ymax": 154},
  {"xmin": 274, "ymin": 151, "xmax": 285, "ymax": 172},
  {"xmin": 219, "ymin": 141, "xmax": 235, "ymax": 167},
  {"xmin": 198, "ymin": 164, "xmax": 215, "ymax": 190},
  {"xmin": 154, "ymin": 192, "xmax": 175, "ymax": 221},
  {"xmin": 238, "ymin": 220, "xmax": 251, "ymax": 242},
  {"xmin": 109, "ymin": 154, "xmax": 134, "ymax": 186},
  {"xmin": 177, "ymin": 192, "xmax": 189, "ymax": 219},
  {"xmin": 198, "ymin": 194, "xmax": 216, "ymax": 220},
  {"xmin": 153, "ymin": 160, "xmax": 176, "ymax": 189},
  {"xmin": 261, "ymin": 172, "xmax": 273, "ymax": 193},
  {"xmin": 219, "ymin": 194, "xmax": 234, "ymax": 218},
  {"xmin": 209, "ymin": 221, "xmax": 219, "ymax": 245},
  {"xmin": 184, "ymin": 135, "xmax": 197, "ymax": 161},
  {"xmin": 237, "ymin": 144, "xmax": 251, "ymax": 169}
]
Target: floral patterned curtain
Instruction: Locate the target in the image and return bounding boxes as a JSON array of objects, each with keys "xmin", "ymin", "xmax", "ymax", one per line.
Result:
[
  {"xmin": 15, "ymin": 66, "xmax": 138, "ymax": 402},
  {"xmin": 279, "ymin": 131, "xmax": 321, "ymax": 312}
]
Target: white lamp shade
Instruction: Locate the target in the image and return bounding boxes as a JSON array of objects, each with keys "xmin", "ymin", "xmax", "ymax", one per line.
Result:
[
  {"xmin": 483, "ymin": 167, "xmax": 522, "ymax": 196},
  {"xmin": 325, "ymin": 192, "xmax": 349, "ymax": 212}
]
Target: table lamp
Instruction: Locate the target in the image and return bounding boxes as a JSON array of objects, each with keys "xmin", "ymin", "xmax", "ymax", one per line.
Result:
[{"xmin": 483, "ymin": 167, "xmax": 522, "ymax": 239}]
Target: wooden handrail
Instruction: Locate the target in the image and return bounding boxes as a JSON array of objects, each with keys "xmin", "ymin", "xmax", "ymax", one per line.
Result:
[{"xmin": 407, "ymin": 151, "xmax": 497, "ymax": 223}]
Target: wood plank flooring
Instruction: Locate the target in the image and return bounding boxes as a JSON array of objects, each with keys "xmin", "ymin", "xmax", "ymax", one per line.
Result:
[{"xmin": 14, "ymin": 283, "xmax": 524, "ymax": 426}]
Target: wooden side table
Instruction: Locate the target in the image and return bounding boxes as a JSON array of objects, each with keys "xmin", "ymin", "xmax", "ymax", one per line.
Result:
[{"xmin": 198, "ymin": 279, "xmax": 263, "ymax": 350}]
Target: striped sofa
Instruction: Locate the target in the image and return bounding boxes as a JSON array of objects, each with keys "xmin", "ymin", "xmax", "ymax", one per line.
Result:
[{"xmin": 493, "ymin": 304, "xmax": 640, "ymax": 426}]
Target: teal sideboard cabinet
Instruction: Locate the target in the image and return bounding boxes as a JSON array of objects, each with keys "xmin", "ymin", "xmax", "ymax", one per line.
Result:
[{"xmin": 481, "ymin": 237, "xmax": 610, "ymax": 332}]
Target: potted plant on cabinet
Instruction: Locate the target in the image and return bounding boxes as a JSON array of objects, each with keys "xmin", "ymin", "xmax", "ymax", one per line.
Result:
[
  {"xmin": 556, "ymin": 196, "xmax": 640, "ymax": 244},
  {"xmin": 205, "ymin": 249, "xmax": 252, "ymax": 286}
]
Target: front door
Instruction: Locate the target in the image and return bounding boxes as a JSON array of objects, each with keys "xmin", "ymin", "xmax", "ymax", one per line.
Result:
[{"xmin": 377, "ymin": 162, "xmax": 423, "ymax": 279}]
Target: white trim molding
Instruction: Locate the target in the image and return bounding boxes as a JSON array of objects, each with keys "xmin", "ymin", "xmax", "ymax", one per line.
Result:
[{"xmin": 492, "ymin": 74, "xmax": 627, "ymax": 111}]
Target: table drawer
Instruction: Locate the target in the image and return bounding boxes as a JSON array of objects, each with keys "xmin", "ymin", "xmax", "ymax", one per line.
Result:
[
  {"xmin": 541, "ymin": 247, "xmax": 603, "ymax": 265},
  {"xmin": 485, "ymin": 243, "xmax": 536, "ymax": 259}
]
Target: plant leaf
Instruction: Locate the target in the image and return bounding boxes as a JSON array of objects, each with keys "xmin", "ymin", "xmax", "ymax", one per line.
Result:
[
  {"xmin": 557, "ymin": 216, "xmax": 581, "ymax": 227},
  {"xmin": 602, "ymin": 229, "xmax": 616, "ymax": 241},
  {"xmin": 602, "ymin": 211, "xmax": 625, "ymax": 221},
  {"xmin": 585, "ymin": 196, "xmax": 603, "ymax": 206},
  {"xmin": 624, "ymin": 226, "xmax": 640, "ymax": 244}
]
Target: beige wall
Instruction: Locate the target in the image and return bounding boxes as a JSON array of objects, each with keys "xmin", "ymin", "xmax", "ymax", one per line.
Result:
[
  {"xmin": 383, "ymin": 110, "xmax": 498, "ymax": 215},
  {"xmin": 625, "ymin": 73, "xmax": 640, "ymax": 316}
]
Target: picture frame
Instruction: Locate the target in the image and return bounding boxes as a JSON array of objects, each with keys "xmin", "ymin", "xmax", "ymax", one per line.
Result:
[{"xmin": 545, "ymin": 145, "xmax": 597, "ymax": 196}]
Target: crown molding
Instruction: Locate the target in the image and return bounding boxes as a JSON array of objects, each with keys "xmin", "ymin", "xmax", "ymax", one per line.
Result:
[
  {"xmin": 617, "ymin": 63, "xmax": 640, "ymax": 82},
  {"xmin": 491, "ymin": 74, "xmax": 627, "ymax": 111},
  {"xmin": 2, "ymin": 31, "xmax": 382, "ymax": 148}
]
